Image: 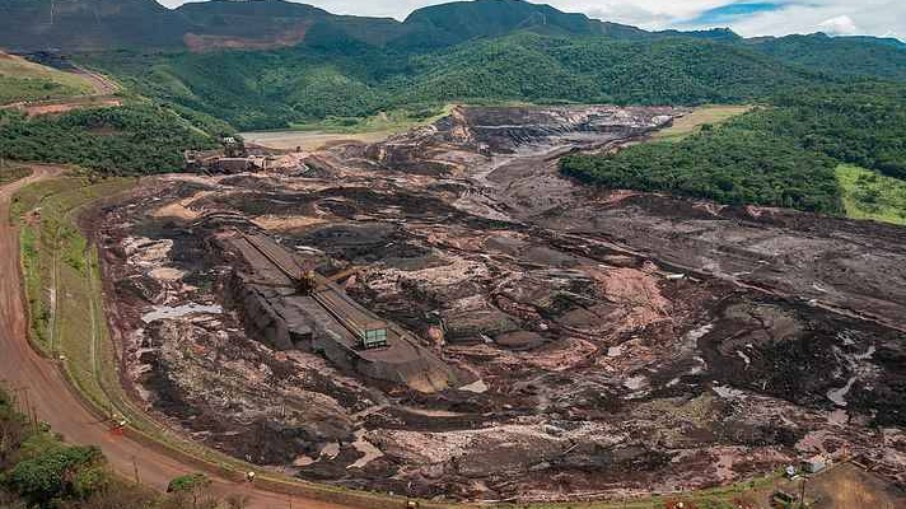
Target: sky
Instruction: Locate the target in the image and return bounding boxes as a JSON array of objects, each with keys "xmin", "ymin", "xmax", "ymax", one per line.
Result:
[{"xmin": 157, "ymin": 0, "xmax": 904, "ymax": 40}]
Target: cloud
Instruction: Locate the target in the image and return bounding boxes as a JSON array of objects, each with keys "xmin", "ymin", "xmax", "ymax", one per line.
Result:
[
  {"xmin": 683, "ymin": 2, "xmax": 789, "ymax": 27},
  {"xmin": 154, "ymin": 0, "xmax": 905, "ymax": 39},
  {"xmin": 818, "ymin": 15, "xmax": 858, "ymax": 35},
  {"xmin": 719, "ymin": 0, "xmax": 902, "ymax": 38}
]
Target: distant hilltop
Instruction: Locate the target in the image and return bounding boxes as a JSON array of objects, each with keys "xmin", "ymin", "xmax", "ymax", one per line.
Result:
[{"xmin": 1, "ymin": 0, "xmax": 901, "ymax": 53}]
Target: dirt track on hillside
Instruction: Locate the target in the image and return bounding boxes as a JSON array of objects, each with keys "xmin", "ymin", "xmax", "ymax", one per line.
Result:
[
  {"xmin": 0, "ymin": 64, "xmax": 122, "ymax": 116},
  {"xmin": 0, "ymin": 167, "xmax": 353, "ymax": 509}
]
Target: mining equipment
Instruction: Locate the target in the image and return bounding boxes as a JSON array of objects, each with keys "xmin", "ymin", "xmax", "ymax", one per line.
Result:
[{"xmin": 241, "ymin": 233, "xmax": 389, "ymax": 350}]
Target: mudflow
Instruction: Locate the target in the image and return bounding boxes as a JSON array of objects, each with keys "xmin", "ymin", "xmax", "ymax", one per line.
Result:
[{"xmin": 88, "ymin": 105, "xmax": 906, "ymax": 503}]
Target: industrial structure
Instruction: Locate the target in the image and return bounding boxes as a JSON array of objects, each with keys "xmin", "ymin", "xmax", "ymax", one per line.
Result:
[
  {"xmin": 240, "ymin": 232, "xmax": 389, "ymax": 350},
  {"xmin": 210, "ymin": 227, "xmax": 464, "ymax": 392}
]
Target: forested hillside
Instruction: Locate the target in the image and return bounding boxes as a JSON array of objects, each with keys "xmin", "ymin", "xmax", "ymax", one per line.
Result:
[
  {"xmin": 562, "ymin": 83, "xmax": 906, "ymax": 214},
  {"xmin": 0, "ymin": 0, "xmax": 193, "ymax": 52},
  {"xmin": 86, "ymin": 32, "xmax": 831, "ymax": 130},
  {"xmin": 746, "ymin": 34, "xmax": 906, "ymax": 81},
  {"xmin": 0, "ymin": 0, "xmax": 902, "ymax": 197},
  {"xmin": 0, "ymin": 105, "xmax": 221, "ymax": 174},
  {"xmin": 3, "ymin": 0, "xmax": 903, "ymax": 132}
]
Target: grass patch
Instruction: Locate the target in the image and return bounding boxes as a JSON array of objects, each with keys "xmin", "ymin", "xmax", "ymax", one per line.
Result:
[
  {"xmin": 0, "ymin": 164, "xmax": 30, "ymax": 185},
  {"xmin": 244, "ymin": 105, "xmax": 454, "ymax": 150},
  {"xmin": 836, "ymin": 164, "xmax": 906, "ymax": 225},
  {"xmin": 287, "ymin": 105, "xmax": 453, "ymax": 134},
  {"xmin": 13, "ymin": 176, "xmax": 134, "ymax": 361},
  {"xmin": 0, "ymin": 52, "xmax": 94, "ymax": 105},
  {"xmin": 652, "ymin": 105, "xmax": 752, "ymax": 142}
]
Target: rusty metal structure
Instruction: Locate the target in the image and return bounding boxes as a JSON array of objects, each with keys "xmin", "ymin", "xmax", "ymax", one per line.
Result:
[{"xmin": 241, "ymin": 233, "xmax": 389, "ymax": 349}]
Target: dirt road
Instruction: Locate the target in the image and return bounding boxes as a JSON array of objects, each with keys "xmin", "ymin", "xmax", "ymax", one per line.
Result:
[
  {"xmin": 0, "ymin": 168, "xmax": 353, "ymax": 509},
  {"xmin": 0, "ymin": 64, "xmax": 122, "ymax": 116},
  {"xmin": 72, "ymin": 66, "xmax": 120, "ymax": 96}
]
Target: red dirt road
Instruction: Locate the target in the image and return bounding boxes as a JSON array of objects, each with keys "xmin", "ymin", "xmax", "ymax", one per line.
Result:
[{"xmin": 0, "ymin": 168, "xmax": 353, "ymax": 509}]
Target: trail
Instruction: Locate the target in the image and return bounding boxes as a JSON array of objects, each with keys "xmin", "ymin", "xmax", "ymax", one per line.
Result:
[
  {"xmin": 0, "ymin": 167, "xmax": 354, "ymax": 509},
  {"xmin": 0, "ymin": 63, "xmax": 122, "ymax": 116}
]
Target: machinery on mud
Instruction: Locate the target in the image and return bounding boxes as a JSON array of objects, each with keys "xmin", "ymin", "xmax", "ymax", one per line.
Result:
[{"xmin": 242, "ymin": 233, "xmax": 389, "ymax": 350}]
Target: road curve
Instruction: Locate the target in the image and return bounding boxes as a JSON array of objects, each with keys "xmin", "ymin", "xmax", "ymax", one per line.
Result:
[
  {"xmin": 0, "ymin": 64, "xmax": 122, "ymax": 115},
  {"xmin": 0, "ymin": 168, "xmax": 353, "ymax": 509}
]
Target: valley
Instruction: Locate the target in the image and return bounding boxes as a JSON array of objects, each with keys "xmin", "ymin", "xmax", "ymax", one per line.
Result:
[
  {"xmin": 80, "ymin": 105, "xmax": 905, "ymax": 504},
  {"xmin": 0, "ymin": 1, "xmax": 903, "ymax": 508}
]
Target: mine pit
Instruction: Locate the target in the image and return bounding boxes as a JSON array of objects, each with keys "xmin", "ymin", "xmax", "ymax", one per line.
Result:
[{"xmin": 90, "ymin": 105, "xmax": 905, "ymax": 502}]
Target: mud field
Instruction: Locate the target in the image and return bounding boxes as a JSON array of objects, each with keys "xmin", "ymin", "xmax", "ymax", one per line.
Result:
[{"xmin": 92, "ymin": 106, "xmax": 905, "ymax": 503}]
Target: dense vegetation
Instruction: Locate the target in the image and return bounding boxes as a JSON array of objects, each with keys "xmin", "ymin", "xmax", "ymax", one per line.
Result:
[
  {"xmin": 4, "ymin": 0, "xmax": 903, "ymax": 131},
  {"xmin": 0, "ymin": 105, "xmax": 221, "ymax": 175},
  {"xmin": 746, "ymin": 34, "xmax": 906, "ymax": 81},
  {"xmin": 2, "ymin": 0, "xmax": 903, "ymax": 194},
  {"xmin": 562, "ymin": 83, "xmax": 905, "ymax": 215},
  {"xmin": 757, "ymin": 83, "xmax": 906, "ymax": 179},
  {"xmin": 87, "ymin": 32, "xmax": 830, "ymax": 130},
  {"xmin": 0, "ymin": 387, "xmax": 246, "ymax": 508},
  {"xmin": 563, "ymin": 115, "xmax": 842, "ymax": 213}
]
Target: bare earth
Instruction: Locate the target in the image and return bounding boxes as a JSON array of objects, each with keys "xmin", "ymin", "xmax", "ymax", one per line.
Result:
[
  {"xmin": 240, "ymin": 130, "xmax": 395, "ymax": 151},
  {"xmin": 0, "ymin": 167, "xmax": 352, "ymax": 509},
  {"xmin": 91, "ymin": 106, "xmax": 905, "ymax": 504}
]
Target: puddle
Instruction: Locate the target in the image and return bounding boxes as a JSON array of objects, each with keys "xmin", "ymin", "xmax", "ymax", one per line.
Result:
[
  {"xmin": 320, "ymin": 442, "xmax": 340, "ymax": 460},
  {"xmin": 827, "ymin": 409, "xmax": 848, "ymax": 426},
  {"xmin": 713, "ymin": 385, "xmax": 746, "ymax": 399},
  {"xmin": 623, "ymin": 376, "xmax": 647, "ymax": 391},
  {"xmin": 853, "ymin": 345, "xmax": 875, "ymax": 361},
  {"xmin": 827, "ymin": 377, "xmax": 856, "ymax": 407},
  {"xmin": 148, "ymin": 267, "xmax": 185, "ymax": 282},
  {"xmin": 399, "ymin": 406, "xmax": 468, "ymax": 418},
  {"xmin": 141, "ymin": 303, "xmax": 223, "ymax": 323},
  {"xmin": 686, "ymin": 324, "xmax": 714, "ymax": 341},
  {"xmin": 348, "ymin": 430, "xmax": 384, "ymax": 469},
  {"xmin": 293, "ymin": 455, "xmax": 315, "ymax": 467},
  {"xmin": 460, "ymin": 379, "xmax": 489, "ymax": 393},
  {"xmin": 682, "ymin": 324, "xmax": 714, "ymax": 353}
]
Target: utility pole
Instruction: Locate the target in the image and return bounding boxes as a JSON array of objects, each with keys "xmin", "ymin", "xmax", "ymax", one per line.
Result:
[
  {"xmin": 799, "ymin": 477, "xmax": 808, "ymax": 508},
  {"xmin": 21, "ymin": 388, "xmax": 30, "ymax": 425},
  {"xmin": 132, "ymin": 456, "xmax": 140, "ymax": 485}
]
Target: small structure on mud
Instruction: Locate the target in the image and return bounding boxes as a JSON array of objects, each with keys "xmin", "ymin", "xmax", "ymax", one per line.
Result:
[
  {"xmin": 185, "ymin": 137, "xmax": 275, "ymax": 174},
  {"xmin": 184, "ymin": 151, "xmax": 268, "ymax": 174}
]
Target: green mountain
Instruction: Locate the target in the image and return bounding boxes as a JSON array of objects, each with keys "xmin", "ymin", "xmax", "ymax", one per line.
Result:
[
  {"xmin": 88, "ymin": 31, "xmax": 827, "ymax": 130},
  {"xmin": 402, "ymin": 0, "xmax": 647, "ymax": 45},
  {"xmin": 0, "ymin": 0, "xmax": 647, "ymax": 53},
  {"xmin": 0, "ymin": 0, "xmax": 193, "ymax": 51},
  {"xmin": 746, "ymin": 33, "xmax": 906, "ymax": 81},
  {"xmin": 1, "ymin": 0, "xmax": 902, "ymax": 131},
  {"xmin": 176, "ymin": 0, "xmax": 411, "ymax": 50}
]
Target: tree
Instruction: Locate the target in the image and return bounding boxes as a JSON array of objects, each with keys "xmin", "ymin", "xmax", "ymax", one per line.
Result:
[{"xmin": 5, "ymin": 445, "xmax": 104, "ymax": 507}]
